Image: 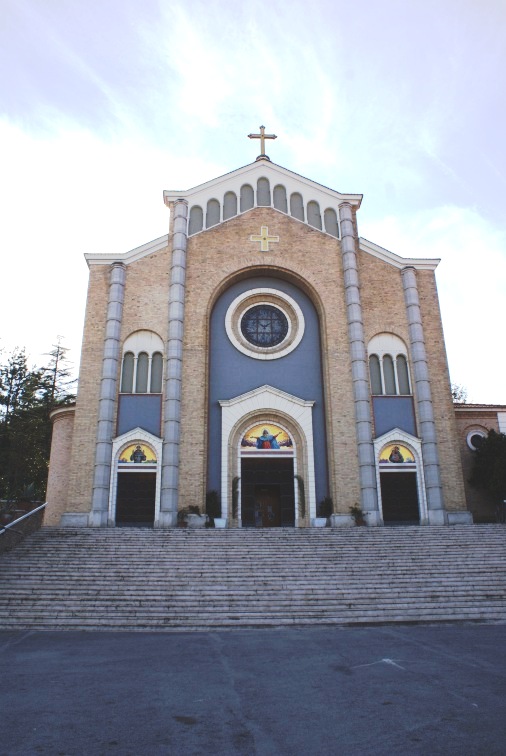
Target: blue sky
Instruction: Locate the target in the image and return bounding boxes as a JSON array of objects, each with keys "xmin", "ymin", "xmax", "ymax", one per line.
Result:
[{"xmin": 1, "ymin": 0, "xmax": 505, "ymax": 402}]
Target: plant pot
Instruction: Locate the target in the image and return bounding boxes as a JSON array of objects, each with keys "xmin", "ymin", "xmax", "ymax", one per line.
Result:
[
  {"xmin": 213, "ymin": 518, "xmax": 227, "ymax": 528},
  {"xmin": 186, "ymin": 513, "xmax": 208, "ymax": 528},
  {"xmin": 311, "ymin": 517, "xmax": 327, "ymax": 528}
]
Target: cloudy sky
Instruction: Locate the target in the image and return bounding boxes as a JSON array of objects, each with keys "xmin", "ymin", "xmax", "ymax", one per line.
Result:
[{"xmin": 1, "ymin": 0, "xmax": 505, "ymax": 403}]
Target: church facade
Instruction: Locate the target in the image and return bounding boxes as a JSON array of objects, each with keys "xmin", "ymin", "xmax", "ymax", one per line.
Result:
[{"xmin": 46, "ymin": 138, "xmax": 475, "ymax": 528}]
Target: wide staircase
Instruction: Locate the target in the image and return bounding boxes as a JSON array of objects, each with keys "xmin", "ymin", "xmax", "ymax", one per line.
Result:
[{"xmin": 0, "ymin": 525, "xmax": 505, "ymax": 631}]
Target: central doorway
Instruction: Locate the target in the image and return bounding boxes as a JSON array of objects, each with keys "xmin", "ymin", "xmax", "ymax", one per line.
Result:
[{"xmin": 241, "ymin": 458, "xmax": 295, "ymax": 527}]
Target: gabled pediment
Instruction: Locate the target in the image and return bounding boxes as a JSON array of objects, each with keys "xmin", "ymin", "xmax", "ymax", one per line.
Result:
[
  {"xmin": 219, "ymin": 384, "xmax": 315, "ymax": 411},
  {"xmin": 164, "ymin": 158, "xmax": 361, "ymax": 241},
  {"xmin": 163, "ymin": 159, "xmax": 362, "ymax": 209}
]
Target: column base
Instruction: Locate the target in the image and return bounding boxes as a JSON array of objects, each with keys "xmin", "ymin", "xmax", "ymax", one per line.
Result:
[
  {"xmin": 156, "ymin": 511, "xmax": 178, "ymax": 528},
  {"xmin": 447, "ymin": 511, "xmax": 474, "ymax": 525},
  {"xmin": 329, "ymin": 514, "xmax": 355, "ymax": 528},
  {"xmin": 427, "ymin": 509, "xmax": 448, "ymax": 526},
  {"xmin": 60, "ymin": 513, "xmax": 90, "ymax": 528},
  {"xmin": 88, "ymin": 509, "xmax": 109, "ymax": 527}
]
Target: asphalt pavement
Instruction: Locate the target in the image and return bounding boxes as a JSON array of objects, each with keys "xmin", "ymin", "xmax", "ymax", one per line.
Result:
[{"xmin": 1, "ymin": 624, "xmax": 505, "ymax": 755}]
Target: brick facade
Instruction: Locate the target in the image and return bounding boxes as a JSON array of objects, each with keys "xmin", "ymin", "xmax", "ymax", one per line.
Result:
[{"xmin": 45, "ymin": 157, "xmax": 484, "ymax": 527}]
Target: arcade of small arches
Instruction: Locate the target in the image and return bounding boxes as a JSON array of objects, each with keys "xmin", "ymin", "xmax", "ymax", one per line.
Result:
[
  {"xmin": 188, "ymin": 176, "xmax": 341, "ymax": 238},
  {"xmin": 368, "ymin": 333, "xmax": 411, "ymax": 396}
]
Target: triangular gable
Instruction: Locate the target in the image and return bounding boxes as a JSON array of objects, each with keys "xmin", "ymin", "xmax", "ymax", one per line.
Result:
[{"xmin": 163, "ymin": 159, "xmax": 363, "ymax": 209}]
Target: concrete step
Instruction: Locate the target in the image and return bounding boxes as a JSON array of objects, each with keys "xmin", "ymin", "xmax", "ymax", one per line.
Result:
[{"xmin": 1, "ymin": 524, "xmax": 505, "ymax": 630}]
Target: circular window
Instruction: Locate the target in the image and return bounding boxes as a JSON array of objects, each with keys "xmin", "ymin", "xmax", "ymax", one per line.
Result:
[
  {"xmin": 225, "ymin": 288, "xmax": 305, "ymax": 360},
  {"xmin": 466, "ymin": 430, "xmax": 486, "ymax": 451},
  {"xmin": 240, "ymin": 305, "xmax": 289, "ymax": 347}
]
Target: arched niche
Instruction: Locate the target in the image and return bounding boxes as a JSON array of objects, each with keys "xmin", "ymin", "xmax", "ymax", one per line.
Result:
[
  {"xmin": 307, "ymin": 200, "xmax": 322, "ymax": 230},
  {"xmin": 290, "ymin": 192, "xmax": 304, "ymax": 221},
  {"xmin": 223, "ymin": 191, "xmax": 237, "ymax": 220},
  {"xmin": 188, "ymin": 205, "xmax": 203, "ymax": 235},
  {"xmin": 257, "ymin": 177, "xmax": 271, "ymax": 207},
  {"xmin": 206, "ymin": 199, "xmax": 220, "ymax": 228},
  {"xmin": 273, "ymin": 185, "xmax": 288, "ymax": 213},
  {"xmin": 240, "ymin": 184, "xmax": 254, "ymax": 212},
  {"xmin": 324, "ymin": 208, "xmax": 339, "ymax": 237}
]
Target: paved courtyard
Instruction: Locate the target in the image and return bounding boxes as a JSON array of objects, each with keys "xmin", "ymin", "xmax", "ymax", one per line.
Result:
[{"xmin": 2, "ymin": 624, "xmax": 505, "ymax": 755}]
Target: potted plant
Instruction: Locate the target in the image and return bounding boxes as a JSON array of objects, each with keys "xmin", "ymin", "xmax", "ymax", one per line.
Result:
[
  {"xmin": 295, "ymin": 475, "xmax": 306, "ymax": 524},
  {"xmin": 177, "ymin": 505, "xmax": 208, "ymax": 528},
  {"xmin": 312, "ymin": 496, "xmax": 332, "ymax": 527},
  {"xmin": 232, "ymin": 477, "xmax": 240, "ymax": 522},
  {"xmin": 206, "ymin": 490, "xmax": 226, "ymax": 528},
  {"xmin": 350, "ymin": 503, "xmax": 367, "ymax": 526}
]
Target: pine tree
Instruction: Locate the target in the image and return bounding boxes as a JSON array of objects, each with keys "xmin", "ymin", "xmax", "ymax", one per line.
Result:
[{"xmin": 0, "ymin": 341, "xmax": 76, "ymax": 502}]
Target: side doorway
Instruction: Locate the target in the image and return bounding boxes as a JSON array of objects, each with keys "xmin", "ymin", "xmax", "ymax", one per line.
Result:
[
  {"xmin": 380, "ymin": 471, "xmax": 420, "ymax": 524},
  {"xmin": 116, "ymin": 472, "xmax": 156, "ymax": 526},
  {"xmin": 109, "ymin": 434, "xmax": 162, "ymax": 527}
]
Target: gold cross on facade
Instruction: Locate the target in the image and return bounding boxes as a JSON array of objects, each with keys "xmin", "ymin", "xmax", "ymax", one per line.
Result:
[
  {"xmin": 250, "ymin": 226, "xmax": 280, "ymax": 252},
  {"xmin": 248, "ymin": 125, "xmax": 277, "ymax": 159}
]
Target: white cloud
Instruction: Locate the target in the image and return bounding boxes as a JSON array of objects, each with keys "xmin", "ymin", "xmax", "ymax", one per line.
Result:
[{"xmin": 360, "ymin": 206, "xmax": 506, "ymax": 404}]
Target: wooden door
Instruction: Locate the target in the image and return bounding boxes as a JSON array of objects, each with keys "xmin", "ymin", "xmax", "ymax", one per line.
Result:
[
  {"xmin": 254, "ymin": 485, "xmax": 282, "ymax": 527},
  {"xmin": 116, "ymin": 472, "xmax": 156, "ymax": 525}
]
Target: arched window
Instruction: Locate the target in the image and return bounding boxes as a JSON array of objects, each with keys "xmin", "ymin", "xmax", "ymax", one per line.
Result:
[
  {"xmin": 240, "ymin": 184, "xmax": 254, "ymax": 212},
  {"xmin": 120, "ymin": 352, "xmax": 135, "ymax": 393},
  {"xmin": 136, "ymin": 352, "xmax": 149, "ymax": 393},
  {"xmin": 369, "ymin": 355, "xmax": 382, "ymax": 395},
  {"xmin": 120, "ymin": 331, "xmax": 164, "ymax": 394},
  {"xmin": 257, "ymin": 177, "xmax": 271, "ymax": 207},
  {"xmin": 206, "ymin": 199, "xmax": 220, "ymax": 228},
  {"xmin": 368, "ymin": 334, "xmax": 412, "ymax": 396},
  {"xmin": 273, "ymin": 185, "xmax": 288, "ymax": 213},
  {"xmin": 290, "ymin": 193, "xmax": 304, "ymax": 221},
  {"xmin": 307, "ymin": 201, "xmax": 322, "ymax": 230},
  {"xmin": 150, "ymin": 352, "xmax": 163, "ymax": 393},
  {"xmin": 188, "ymin": 206, "xmax": 203, "ymax": 235},
  {"xmin": 223, "ymin": 191, "xmax": 237, "ymax": 220},
  {"xmin": 383, "ymin": 355, "xmax": 396, "ymax": 394},
  {"xmin": 396, "ymin": 355, "xmax": 410, "ymax": 395}
]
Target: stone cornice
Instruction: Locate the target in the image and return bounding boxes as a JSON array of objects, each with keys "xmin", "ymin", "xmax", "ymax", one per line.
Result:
[
  {"xmin": 359, "ymin": 237, "xmax": 440, "ymax": 270},
  {"xmin": 49, "ymin": 404, "xmax": 76, "ymax": 423},
  {"xmin": 85, "ymin": 235, "xmax": 169, "ymax": 267}
]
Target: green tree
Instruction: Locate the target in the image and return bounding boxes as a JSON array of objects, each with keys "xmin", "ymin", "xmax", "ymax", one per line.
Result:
[
  {"xmin": 469, "ymin": 430, "xmax": 506, "ymax": 502},
  {"xmin": 0, "ymin": 341, "xmax": 75, "ymax": 502},
  {"xmin": 451, "ymin": 383, "xmax": 468, "ymax": 403}
]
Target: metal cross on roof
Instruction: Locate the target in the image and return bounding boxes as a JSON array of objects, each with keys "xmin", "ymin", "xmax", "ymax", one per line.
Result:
[{"xmin": 248, "ymin": 125, "xmax": 277, "ymax": 161}]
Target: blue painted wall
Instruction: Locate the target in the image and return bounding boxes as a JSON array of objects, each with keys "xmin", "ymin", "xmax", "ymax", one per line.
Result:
[{"xmin": 207, "ymin": 276, "xmax": 328, "ymax": 503}]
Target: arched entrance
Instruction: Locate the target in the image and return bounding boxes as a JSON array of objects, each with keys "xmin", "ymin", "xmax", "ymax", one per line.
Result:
[
  {"xmin": 109, "ymin": 430, "xmax": 162, "ymax": 527},
  {"xmin": 374, "ymin": 430, "xmax": 428, "ymax": 525},
  {"xmin": 240, "ymin": 422, "xmax": 295, "ymax": 527},
  {"xmin": 219, "ymin": 385, "xmax": 317, "ymax": 526}
]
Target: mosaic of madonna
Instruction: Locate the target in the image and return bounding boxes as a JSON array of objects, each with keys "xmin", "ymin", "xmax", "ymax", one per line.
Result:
[
  {"xmin": 379, "ymin": 443, "xmax": 414, "ymax": 465},
  {"xmin": 241, "ymin": 423, "xmax": 292, "ymax": 450}
]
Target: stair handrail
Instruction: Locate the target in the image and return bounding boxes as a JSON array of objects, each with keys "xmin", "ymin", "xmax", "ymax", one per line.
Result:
[{"xmin": 0, "ymin": 503, "xmax": 47, "ymax": 536}]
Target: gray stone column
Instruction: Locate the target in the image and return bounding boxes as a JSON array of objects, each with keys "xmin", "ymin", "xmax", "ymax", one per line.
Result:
[
  {"xmin": 89, "ymin": 262, "xmax": 126, "ymax": 527},
  {"xmin": 160, "ymin": 200, "xmax": 188, "ymax": 527},
  {"xmin": 401, "ymin": 266, "xmax": 446, "ymax": 524},
  {"xmin": 338, "ymin": 203, "xmax": 380, "ymax": 524}
]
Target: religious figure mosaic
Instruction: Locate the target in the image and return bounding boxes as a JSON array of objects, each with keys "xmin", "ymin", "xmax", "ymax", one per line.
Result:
[
  {"xmin": 379, "ymin": 444, "xmax": 414, "ymax": 464},
  {"xmin": 119, "ymin": 443, "xmax": 157, "ymax": 464},
  {"xmin": 241, "ymin": 423, "xmax": 292, "ymax": 450}
]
